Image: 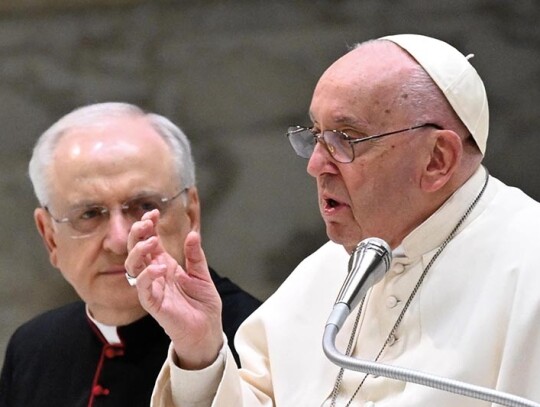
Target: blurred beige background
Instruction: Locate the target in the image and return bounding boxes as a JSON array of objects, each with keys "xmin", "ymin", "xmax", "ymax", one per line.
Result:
[{"xmin": 1, "ymin": 0, "xmax": 539, "ymax": 365}]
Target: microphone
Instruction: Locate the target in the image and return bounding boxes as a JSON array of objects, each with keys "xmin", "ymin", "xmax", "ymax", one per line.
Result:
[
  {"xmin": 326, "ymin": 237, "xmax": 392, "ymax": 332},
  {"xmin": 337, "ymin": 237, "xmax": 392, "ymax": 311},
  {"xmin": 322, "ymin": 238, "xmax": 540, "ymax": 407}
]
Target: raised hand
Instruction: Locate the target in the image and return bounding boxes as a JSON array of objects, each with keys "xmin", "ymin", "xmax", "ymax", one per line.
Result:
[{"xmin": 125, "ymin": 209, "xmax": 224, "ymax": 369}]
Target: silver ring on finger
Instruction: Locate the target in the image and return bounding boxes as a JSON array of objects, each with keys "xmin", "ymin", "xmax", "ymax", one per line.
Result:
[{"xmin": 125, "ymin": 272, "xmax": 137, "ymax": 287}]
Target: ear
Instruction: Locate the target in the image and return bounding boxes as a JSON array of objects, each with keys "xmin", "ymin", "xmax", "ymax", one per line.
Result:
[
  {"xmin": 185, "ymin": 187, "xmax": 201, "ymax": 233},
  {"xmin": 420, "ymin": 130, "xmax": 463, "ymax": 192},
  {"xmin": 34, "ymin": 208, "xmax": 59, "ymax": 267}
]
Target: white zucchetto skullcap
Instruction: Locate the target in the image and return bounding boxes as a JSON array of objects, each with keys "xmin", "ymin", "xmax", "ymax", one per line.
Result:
[{"xmin": 381, "ymin": 34, "xmax": 489, "ymax": 155}]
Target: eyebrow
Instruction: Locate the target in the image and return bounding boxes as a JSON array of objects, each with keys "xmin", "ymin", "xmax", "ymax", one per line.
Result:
[
  {"xmin": 308, "ymin": 111, "xmax": 369, "ymax": 129},
  {"xmin": 65, "ymin": 190, "xmax": 164, "ymax": 209},
  {"xmin": 65, "ymin": 200, "xmax": 102, "ymax": 210}
]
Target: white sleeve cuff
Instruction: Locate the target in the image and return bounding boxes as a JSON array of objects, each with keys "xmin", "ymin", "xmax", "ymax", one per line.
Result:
[{"xmin": 169, "ymin": 335, "xmax": 228, "ymax": 407}]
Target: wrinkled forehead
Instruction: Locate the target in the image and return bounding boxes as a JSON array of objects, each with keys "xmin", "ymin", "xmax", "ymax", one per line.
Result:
[
  {"xmin": 49, "ymin": 119, "xmax": 177, "ymax": 195},
  {"xmin": 54, "ymin": 116, "xmax": 170, "ymax": 160},
  {"xmin": 310, "ymin": 42, "xmax": 417, "ymax": 124}
]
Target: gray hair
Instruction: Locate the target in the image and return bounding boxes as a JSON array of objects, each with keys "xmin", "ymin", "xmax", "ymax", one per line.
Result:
[{"xmin": 28, "ymin": 102, "xmax": 196, "ymax": 205}]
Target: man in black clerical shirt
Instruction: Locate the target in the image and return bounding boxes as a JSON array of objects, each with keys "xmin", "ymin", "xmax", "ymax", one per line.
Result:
[{"xmin": 0, "ymin": 102, "xmax": 261, "ymax": 407}]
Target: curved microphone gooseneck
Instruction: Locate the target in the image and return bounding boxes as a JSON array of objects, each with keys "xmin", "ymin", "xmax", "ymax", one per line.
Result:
[{"xmin": 322, "ymin": 237, "xmax": 540, "ymax": 407}]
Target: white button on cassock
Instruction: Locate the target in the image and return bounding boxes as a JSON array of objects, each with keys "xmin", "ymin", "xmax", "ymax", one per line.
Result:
[
  {"xmin": 386, "ymin": 295, "xmax": 399, "ymax": 308},
  {"xmin": 387, "ymin": 334, "xmax": 397, "ymax": 346},
  {"xmin": 393, "ymin": 263, "xmax": 405, "ymax": 274}
]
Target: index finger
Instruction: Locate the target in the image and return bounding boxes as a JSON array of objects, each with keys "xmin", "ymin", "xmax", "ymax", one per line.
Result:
[
  {"xmin": 127, "ymin": 209, "xmax": 160, "ymax": 251},
  {"xmin": 125, "ymin": 235, "xmax": 159, "ymax": 279}
]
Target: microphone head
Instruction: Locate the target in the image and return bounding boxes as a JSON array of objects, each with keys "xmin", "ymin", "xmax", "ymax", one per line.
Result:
[
  {"xmin": 336, "ymin": 237, "xmax": 393, "ymax": 310},
  {"xmin": 348, "ymin": 237, "xmax": 392, "ymax": 275}
]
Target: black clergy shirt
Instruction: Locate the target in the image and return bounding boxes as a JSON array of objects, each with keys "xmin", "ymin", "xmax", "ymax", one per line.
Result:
[{"xmin": 0, "ymin": 268, "xmax": 261, "ymax": 407}]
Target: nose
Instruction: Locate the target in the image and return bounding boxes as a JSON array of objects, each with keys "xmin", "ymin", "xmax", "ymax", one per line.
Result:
[
  {"xmin": 102, "ymin": 209, "xmax": 132, "ymax": 255},
  {"xmin": 307, "ymin": 139, "xmax": 338, "ymax": 178}
]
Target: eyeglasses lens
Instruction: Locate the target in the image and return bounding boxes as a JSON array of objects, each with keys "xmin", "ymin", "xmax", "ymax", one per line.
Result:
[
  {"xmin": 288, "ymin": 128, "xmax": 316, "ymax": 159},
  {"xmin": 66, "ymin": 196, "xmax": 169, "ymax": 235},
  {"xmin": 124, "ymin": 196, "xmax": 165, "ymax": 221},
  {"xmin": 288, "ymin": 127, "xmax": 353, "ymax": 163},
  {"xmin": 323, "ymin": 131, "xmax": 353, "ymax": 163}
]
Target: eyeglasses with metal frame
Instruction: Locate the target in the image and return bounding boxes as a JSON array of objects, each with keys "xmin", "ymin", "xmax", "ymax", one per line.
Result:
[
  {"xmin": 286, "ymin": 123, "xmax": 443, "ymax": 163},
  {"xmin": 45, "ymin": 188, "xmax": 188, "ymax": 238}
]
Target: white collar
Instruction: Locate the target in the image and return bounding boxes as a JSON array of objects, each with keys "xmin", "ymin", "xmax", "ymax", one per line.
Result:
[
  {"xmin": 395, "ymin": 166, "xmax": 490, "ymax": 261},
  {"xmin": 85, "ymin": 305, "xmax": 122, "ymax": 344}
]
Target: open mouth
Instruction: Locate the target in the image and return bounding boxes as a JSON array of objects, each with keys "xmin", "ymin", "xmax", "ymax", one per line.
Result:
[
  {"xmin": 324, "ymin": 197, "xmax": 348, "ymax": 211},
  {"xmin": 326, "ymin": 198, "xmax": 340, "ymax": 208}
]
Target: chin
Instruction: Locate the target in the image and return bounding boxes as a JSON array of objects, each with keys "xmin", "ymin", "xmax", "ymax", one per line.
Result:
[
  {"xmin": 325, "ymin": 225, "xmax": 363, "ymax": 253},
  {"xmin": 100, "ymin": 286, "xmax": 139, "ymax": 307}
]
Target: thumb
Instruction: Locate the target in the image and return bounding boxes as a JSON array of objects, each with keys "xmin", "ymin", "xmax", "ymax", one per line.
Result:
[{"xmin": 184, "ymin": 230, "xmax": 210, "ymax": 280}]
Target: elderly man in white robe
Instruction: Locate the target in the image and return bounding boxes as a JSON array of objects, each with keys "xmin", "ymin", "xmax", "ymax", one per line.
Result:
[{"xmin": 125, "ymin": 34, "xmax": 540, "ymax": 406}]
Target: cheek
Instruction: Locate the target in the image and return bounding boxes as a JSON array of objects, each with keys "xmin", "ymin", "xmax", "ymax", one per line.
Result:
[
  {"xmin": 340, "ymin": 162, "xmax": 375, "ymax": 202},
  {"xmin": 341, "ymin": 155, "xmax": 405, "ymax": 212},
  {"xmin": 53, "ymin": 239, "xmax": 96, "ymax": 283}
]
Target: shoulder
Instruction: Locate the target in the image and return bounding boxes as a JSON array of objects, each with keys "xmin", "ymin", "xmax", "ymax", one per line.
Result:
[
  {"xmin": 208, "ymin": 268, "xmax": 261, "ymax": 364},
  {"xmin": 7, "ymin": 301, "xmax": 86, "ymax": 347},
  {"xmin": 286, "ymin": 240, "xmax": 350, "ymax": 281},
  {"xmin": 2, "ymin": 301, "xmax": 89, "ymax": 382},
  {"xmin": 489, "ymin": 177, "xmax": 540, "ymax": 214},
  {"xmin": 209, "ymin": 268, "xmax": 261, "ymax": 313},
  {"xmin": 484, "ymin": 176, "xmax": 540, "ymax": 238},
  {"xmin": 258, "ymin": 240, "xmax": 349, "ymax": 313}
]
